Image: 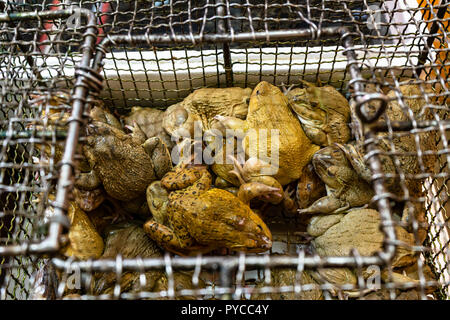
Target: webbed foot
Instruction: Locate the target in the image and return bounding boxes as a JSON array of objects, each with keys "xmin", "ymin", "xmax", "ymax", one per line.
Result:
[{"xmin": 282, "ymin": 185, "xmax": 298, "ymax": 214}]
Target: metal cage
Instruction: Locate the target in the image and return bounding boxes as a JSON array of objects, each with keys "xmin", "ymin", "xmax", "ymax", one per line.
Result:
[{"xmin": 0, "ymin": 0, "xmax": 449, "ymax": 300}]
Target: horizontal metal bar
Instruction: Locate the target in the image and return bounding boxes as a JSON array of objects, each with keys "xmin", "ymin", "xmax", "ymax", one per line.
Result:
[
  {"xmin": 51, "ymin": 253, "xmax": 389, "ymax": 273},
  {"xmin": 93, "ymin": 26, "xmax": 353, "ymax": 73},
  {"xmin": 0, "ymin": 130, "xmax": 68, "ymax": 139}
]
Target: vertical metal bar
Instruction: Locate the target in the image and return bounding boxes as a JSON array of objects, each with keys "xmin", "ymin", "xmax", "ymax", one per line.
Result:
[
  {"xmin": 340, "ymin": 27, "xmax": 398, "ymax": 264},
  {"xmin": 45, "ymin": 7, "xmax": 98, "ymax": 253},
  {"xmin": 216, "ymin": 0, "xmax": 233, "ymax": 87},
  {"xmin": 219, "ymin": 264, "xmax": 233, "ymax": 300}
]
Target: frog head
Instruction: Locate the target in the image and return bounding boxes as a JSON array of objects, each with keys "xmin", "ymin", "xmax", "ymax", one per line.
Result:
[{"xmin": 220, "ymin": 208, "xmax": 273, "ymax": 253}]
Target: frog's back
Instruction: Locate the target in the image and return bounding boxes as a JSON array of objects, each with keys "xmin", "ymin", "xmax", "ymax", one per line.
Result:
[
  {"xmin": 246, "ymin": 81, "xmax": 320, "ymax": 184},
  {"xmin": 197, "ymin": 188, "xmax": 251, "ymax": 216}
]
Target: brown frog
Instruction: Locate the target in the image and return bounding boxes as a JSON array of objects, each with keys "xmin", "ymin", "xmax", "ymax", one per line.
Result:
[
  {"xmin": 308, "ymin": 208, "xmax": 416, "ymax": 298},
  {"xmin": 91, "ymin": 223, "xmax": 205, "ymax": 298},
  {"xmin": 144, "ymin": 164, "xmax": 274, "ymax": 256},
  {"xmin": 216, "ymin": 81, "xmax": 320, "ymax": 204},
  {"xmin": 89, "ymin": 104, "xmax": 123, "ymax": 130},
  {"xmin": 124, "ymin": 106, "xmax": 174, "ymax": 149},
  {"xmin": 285, "ymin": 81, "xmax": 351, "ymax": 146},
  {"xmin": 283, "ymin": 162, "xmax": 327, "ymax": 214},
  {"xmin": 183, "ymin": 87, "xmax": 251, "ymax": 131},
  {"xmin": 312, "ymin": 209, "xmax": 416, "ymax": 268},
  {"xmin": 75, "ymin": 121, "xmax": 172, "ymax": 201},
  {"xmin": 146, "ymin": 180, "xmax": 170, "ymax": 225},
  {"xmin": 73, "ymin": 187, "xmax": 105, "ymax": 212},
  {"xmin": 339, "ymin": 83, "xmax": 437, "ymax": 242},
  {"xmin": 30, "ymin": 96, "xmax": 123, "ymax": 174},
  {"xmin": 162, "ymin": 102, "xmax": 196, "ymax": 142},
  {"xmin": 298, "ymin": 143, "xmax": 374, "ymax": 215}
]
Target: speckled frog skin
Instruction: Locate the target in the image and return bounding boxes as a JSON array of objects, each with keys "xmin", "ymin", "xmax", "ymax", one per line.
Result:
[{"xmin": 144, "ymin": 165, "xmax": 272, "ymax": 256}]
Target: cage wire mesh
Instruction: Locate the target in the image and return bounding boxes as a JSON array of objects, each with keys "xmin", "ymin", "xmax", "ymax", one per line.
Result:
[
  {"xmin": 0, "ymin": 7, "xmax": 98, "ymax": 298},
  {"xmin": 0, "ymin": 0, "xmax": 449, "ymax": 300}
]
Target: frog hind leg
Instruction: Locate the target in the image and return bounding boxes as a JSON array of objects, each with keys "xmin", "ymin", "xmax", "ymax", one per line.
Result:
[
  {"xmin": 75, "ymin": 170, "xmax": 101, "ymax": 191},
  {"xmin": 162, "ymin": 166, "xmax": 211, "ymax": 193},
  {"xmin": 228, "ymin": 155, "xmax": 283, "ymax": 205},
  {"xmin": 143, "ymin": 137, "xmax": 173, "ymax": 179},
  {"xmin": 298, "ymin": 195, "xmax": 346, "ymax": 215},
  {"xmin": 143, "ymin": 220, "xmax": 196, "ymax": 256}
]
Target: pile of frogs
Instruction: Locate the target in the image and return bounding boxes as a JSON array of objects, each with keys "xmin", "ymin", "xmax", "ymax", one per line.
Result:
[{"xmin": 37, "ymin": 80, "xmax": 438, "ymax": 299}]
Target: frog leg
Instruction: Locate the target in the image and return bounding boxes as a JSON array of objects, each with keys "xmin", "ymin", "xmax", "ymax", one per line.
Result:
[
  {"xmin": 237, "ymin": 182, "xmax": 283, "ymax": 206},
  {"xmin": 227, "ymin": 155, "xmax": 247, "ymax": 185},
  {"xmin": 143, "ymin": 136, "xmax": 173, "ymax": 179},
  {"xmin": 301, "ymin": 125, "xmax": 328, "ymax": 147},
  {"xmin": 143, "ymin": 220, "xmax": 196, "ymax": 256},
  {"xmin": 75, "ymin": 170, "xmax": 101, "ymax": 191},
  {"xmin": 281, "ymin": 83, "xmax": 296, "ymax": 95},
  {"xmin": 162, "ymin": 166, "xmax": 211, "ymax": 192},
  {"xmin": 298, "ymin": 195, "xmax": 345, "ymax": 215},
  {"xmin": 228, "ymin": 155, "xmax": 284, "ymax": 205}
]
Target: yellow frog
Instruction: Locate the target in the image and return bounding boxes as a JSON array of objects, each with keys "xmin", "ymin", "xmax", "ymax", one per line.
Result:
[
  {"xmin": 215, "ymin": 81, "xmax": 320, "ymax": 204},
  {"xmin": 144, "ymin": 164, "xmax": 274, "ymax": 256}
]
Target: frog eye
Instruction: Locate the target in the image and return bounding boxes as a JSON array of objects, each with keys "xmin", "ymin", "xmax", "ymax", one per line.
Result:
[
  {"xmin": 257, "ymin": 224, "xmax": 263, "ymax": 231},
  {"xmin": 256, "ymin": 90, "xmax": 260, "ymax": 95},
  {"xmin": 245, "ymin": 97, "xmax": 250, "ymax": 105}
]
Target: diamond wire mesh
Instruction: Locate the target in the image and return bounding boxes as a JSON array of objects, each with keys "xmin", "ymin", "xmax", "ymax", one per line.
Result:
[
  {"xmin": 0, "ymin": 8, "xmax": 97, "ymax": 299},
  {"xmin": 0, "ymin": 0, "xmax": 449, "ymax": 300}
]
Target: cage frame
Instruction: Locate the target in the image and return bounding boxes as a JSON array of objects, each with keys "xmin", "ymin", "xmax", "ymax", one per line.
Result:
[{"xmin": 0, "ymin": 7, "xmax": 99, "ymax": 256}]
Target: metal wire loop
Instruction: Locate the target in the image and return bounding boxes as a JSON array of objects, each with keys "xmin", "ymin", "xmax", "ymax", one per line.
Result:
[{"xmin": 355, "ymin": 93, "xmax": 390, "ymax": 124}]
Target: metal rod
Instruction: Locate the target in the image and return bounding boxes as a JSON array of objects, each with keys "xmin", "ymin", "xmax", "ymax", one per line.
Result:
[
  {"xmin": 51, "ymin": 254, "xmax": 390, "ymax": 273},
  {"xmin": 216, "ymin": 0, "xmax": 233, "ymax": 87},
  {"xmin": 0, "ymin": 130, "xmax": 68, "ymax": 139},
  {"xmin": 93, "ymin": 27, "xmax": 354, "ymax": 72},
  {"xmin": 340, "ymin": 27, "xmax": 397, "ymax": 266}
]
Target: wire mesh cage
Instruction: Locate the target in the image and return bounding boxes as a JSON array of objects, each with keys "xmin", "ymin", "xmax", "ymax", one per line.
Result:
[
  {"xmin": 0, "ymin": 0, "xmax": 449, "ymax": 300},
  {"xmin": 0, "ymin": 7, "xmax": 98, "ymax": 298}
]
